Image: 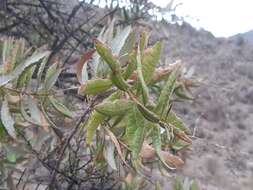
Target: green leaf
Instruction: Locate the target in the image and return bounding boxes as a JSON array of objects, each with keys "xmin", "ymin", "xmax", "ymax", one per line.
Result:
[
  {"xmin": 94, "ymin": 39, "xmax": 129, "ymax": 91},
  {"xmin": 78, "ymin": 79, "xmax": 112, "ymax": 95},
  {"xmin": 1, "ymin": 98, "xmax": 16, "ymax": 139},
  {"xmin": 152, "ymin": 126, "xmax": 175, "ymax": 170},
  {"xmin": 5, "ymin": 147, "xmax": 17, "ymax": 163},
  {"xmin": 142, "ymin": 41, "xmax": 162, "ymax": 84},
  {"xmin": 136, "ymin": 44, "xmax": 149, "ymax": 104},
  {"xmin": 43, "ymin": 62, "xmax": 61, "ymax": 91},
  {"xmin": 174, "ymin": 177, "xmax": 183, "ymax": 190},
  {"xmin": 85, "ymin": 91, "xmax": 122, "ymax": 144},
  {"xmin": 94, "ymin": 39, "xmax": 120, "ymax": 71},
  {"xmin": 49, "ymin": 96, "xmax": 73, "ymax": 118},
  {"xmin": 190, "ymin": 180, "xmax": 199, "ymax": 190},
  {"xmin": 166, "ymin": 112, "xmax": 189, "ymax": 132},
  {"xmin": 85, "ymin": 111, "xmax": 105, "ymax": 145},
  {"xmin": 155, "ymin": 66, "xmax": 180, "ymax": 116},
  {"xmin": 0, "ymin": 51, "xmax": 50, "ymax": 87},
  {"xmin": 126, "ymin": 105, "xmax": 145, "ymax": 160},
  {"xmin": 16, "ymin": 64, "xmax": 36, "ymax": 88},
  {"xmin": 95, "ymin": 99, "xmax": 133, "ymax": 117}
]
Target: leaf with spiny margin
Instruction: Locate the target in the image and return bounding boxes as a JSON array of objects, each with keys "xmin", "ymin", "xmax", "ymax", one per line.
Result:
[
  {"xmin": 142, "ymin": 41, "xmax": 162, "ymax": 84},
  {"xmin": 126, "ymin": 105, "xmax": 146, "ymax": 160},
  {"xmin": 43, "ymin": 62, "xmax": 61, "ymax": 91},
  {"xmin": 49, "ymin": 96, "xmax": 73, "ymax": 118},
  {"xmin": 95, "ymin": 99, "xmax": 133, "ymax": 117},
  {"xmin": 0, "ymin": 51, "xmax": 50, "ymax": 87},
  {"xmin": 85, "ymin": 91, "xmax": 122, "ymax": 144},
  {"xmin": 155, "ymin": 66, "xmax": 180, "ymax": 115},
  {"xmin": 78, "ymin": 79, "xmax": 112, "ymax": 95},
  {"xmin": 1, "ymin": 98, "xmax": 16, "ymax": 139}
]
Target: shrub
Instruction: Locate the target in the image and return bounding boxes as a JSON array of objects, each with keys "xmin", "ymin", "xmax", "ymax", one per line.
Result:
[
  {"xmin": 78, "ymin": 24, "xmax": 196, "ymax": 188},
  {"xmin": 0, "ymin": 24, "xmax": 197, "ymax": 189}
]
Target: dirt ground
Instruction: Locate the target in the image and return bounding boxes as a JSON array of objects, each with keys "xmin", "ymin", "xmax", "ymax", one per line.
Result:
[{"xmin": 153, "ymin": 22, "xmax": 253, "ymax": 190}]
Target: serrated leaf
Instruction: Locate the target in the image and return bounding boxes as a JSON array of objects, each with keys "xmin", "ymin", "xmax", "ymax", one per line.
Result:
[
  {"xmin": 95, "ymin": 99, "xmax": 133, "ymax": 117},
  {"xmin": 142, "ymin": 41, "xmax": 162, "ymax": 84},
  {"xmin": 78, "ymin": 79, "xmax": 112, "ymax": 95},
  {"xmin": 0, "ymin": 51, "xmax": 50, "ymax": 87},
  {"xmin": 49, "ymin": 96, "xmax": 73, "ymax": 118},
  {"xmin": 43, "ymin": 62, "xmax": 61, "ymax": 91},
  {"xmin": 155, "ymin": 66, "xmax": 180, "ymax": 116},
  {"xmin": 126, "ymin": 105, "xmax": 146, "ymax": 160},
  {"xmin": 1, "ymin": 98, "xmax": 16, "ymax": 139}
]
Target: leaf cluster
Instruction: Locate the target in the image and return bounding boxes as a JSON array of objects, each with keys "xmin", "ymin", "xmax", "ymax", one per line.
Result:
[{"xmin": 78, "ymin": 25, "xmax": 196, "ymax": 188}]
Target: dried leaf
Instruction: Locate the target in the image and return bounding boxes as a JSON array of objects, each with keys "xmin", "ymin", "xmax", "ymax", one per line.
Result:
[{"xmin": 76, "ymin": 49, "xmax": 95, "ymax": 84}]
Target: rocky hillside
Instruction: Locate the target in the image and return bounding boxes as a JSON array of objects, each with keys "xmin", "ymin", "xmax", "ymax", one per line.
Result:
[{"xmin": 152, "ymin": 22, "xmax": 253, "ymax": 190}]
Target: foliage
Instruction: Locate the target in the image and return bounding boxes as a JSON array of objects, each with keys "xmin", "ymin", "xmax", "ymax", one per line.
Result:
[
  {"xmin": 78, "ymin": 24, "xmax": 196, "ymax": 188},
  {"xmin": 0, "ymin": 21, "xmax": 197, "ymax": 189},
  {"xmin": 0, "ymin": 37, "xmax": 74, "ymax": 188}
]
